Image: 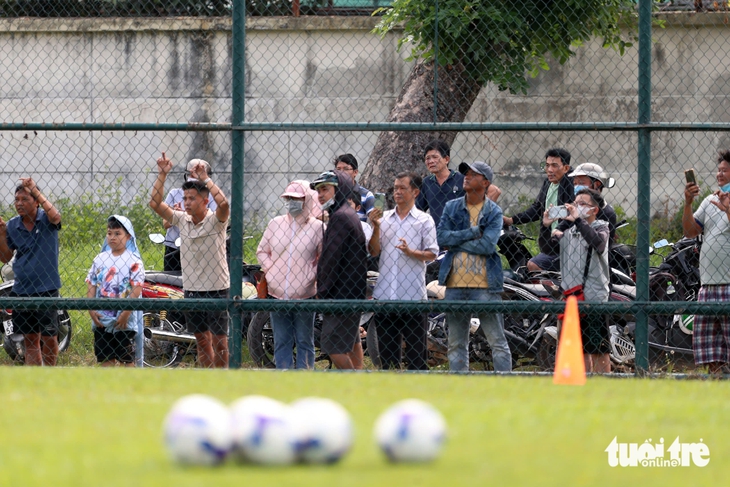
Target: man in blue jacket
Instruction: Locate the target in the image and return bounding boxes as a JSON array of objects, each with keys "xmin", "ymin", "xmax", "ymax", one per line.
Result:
[{"xmin": 437, "ymin": 161, "xmax": 511, "ymax": 372}]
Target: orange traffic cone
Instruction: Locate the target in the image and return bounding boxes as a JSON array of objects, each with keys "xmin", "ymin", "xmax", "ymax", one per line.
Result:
[{"xmin": 553, "ymin": 296, "xmax": 586, "ymax": 385}]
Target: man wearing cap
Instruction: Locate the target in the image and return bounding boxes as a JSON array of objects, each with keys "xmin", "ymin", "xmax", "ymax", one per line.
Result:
[
  {"xmin": 367, "ymin": 172, "xmax": 438, "ymax": 370},
  {"xmin": 416, "ymin": 140, "xmax": 502, "ymax": 231},
  {"xmin": 334, "ymin": 154, "xmax": 375, "ymax": 222},
  {"xmin": 150, "ymin": 152, "xmax": 231, "ymax": 368},
  {"xmin": 256, "ymin": 180, "xmax": 324, "ymax": 369},
  {"xmin": 565, "ymin": 162, "xmax": 618, "ymax": 245},
  {"xmin": 160, "ymin": 159, "xmax": 218, "ymax": 272},
  {"xmin": 437, "ymin": 161, "xmax": 512, "ymax": 372},
  {"xmin": 0, "ymin": 178, "xmax": 62, "ymax": 366},
  {"xmin": 503, "ymin": 148, "xmax": 574, "ymax": 272},
  {"xmin": 311, "ymin": 170, "xmax": 368, "ymax": 370}
]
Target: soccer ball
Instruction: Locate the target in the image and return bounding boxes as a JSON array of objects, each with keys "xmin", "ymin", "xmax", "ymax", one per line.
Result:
[
  {"xmin": 374, "ymin": 399, "xmax": 447, "ymax": 463},
  {"xmin": 230, "ymin": 395, "xmax": 298, "ymax": 466},
  {"xmin": 290, "ymin": 397, "xmax": 353, "ymax": 464},
  {"xmin": 163, "ymin": 394, "xmax": 233, "ymax": 466}
]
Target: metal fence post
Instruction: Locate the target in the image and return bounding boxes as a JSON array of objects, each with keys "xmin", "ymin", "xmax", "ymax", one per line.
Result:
[
  {"xmin": 229, "ymin": 0, "xmax": 246, "ymax": 368},
  {"xmin": 635, "ymin": 0, "xmax": 653, "ymax": 373}
]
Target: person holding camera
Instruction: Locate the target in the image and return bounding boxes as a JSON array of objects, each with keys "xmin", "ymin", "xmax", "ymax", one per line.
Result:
[
  {"xmin": 543, "ymin": 188, "xmax": 611, "ymax": 373},
  {"xmin": 682, "ymin": 151, "xmax": 730, "ymax": 374}
]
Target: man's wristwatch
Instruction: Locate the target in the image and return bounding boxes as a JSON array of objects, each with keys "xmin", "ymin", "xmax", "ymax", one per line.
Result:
[{"xmin": 203, "ymin": 178, "xmax": 212, "ymax": 185}]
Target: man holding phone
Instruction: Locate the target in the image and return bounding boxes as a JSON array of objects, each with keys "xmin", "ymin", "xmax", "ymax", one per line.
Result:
[
  {"xmin": 682, "ymin": 152, "xmax": 730, "ymax": 374},
  {"xmin": 368, "ymin": 172, "xmax": 438, "ymax": 370}
]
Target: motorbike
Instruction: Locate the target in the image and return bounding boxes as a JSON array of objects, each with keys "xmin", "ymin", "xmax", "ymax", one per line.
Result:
[
  {"xmin": 637, "ymin": 237, "xmax": 700, "ymax": 369},
  {"xmin": 142, "ymin": 234, "xmax": 261, "ymax": 367},
  {"xmin": 0, "ymin": 260, "xmax": 73, "ymax": 363}
]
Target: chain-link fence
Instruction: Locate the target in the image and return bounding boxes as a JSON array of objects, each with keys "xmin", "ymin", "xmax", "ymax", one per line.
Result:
[{"xmin": 0, "ymin": 1, "xmax": 729, "ymax": 374}]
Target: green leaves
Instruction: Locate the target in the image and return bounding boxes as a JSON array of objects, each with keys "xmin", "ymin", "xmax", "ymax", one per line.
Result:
[{"xmin": 374, "ymin": 0, "xmax": 641, "ymax": 94}]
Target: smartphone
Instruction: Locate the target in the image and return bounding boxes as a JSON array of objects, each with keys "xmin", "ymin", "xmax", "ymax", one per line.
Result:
[
  {"xmin": 374, "ymin": 193, "xmax": 386, "ymax": 211},
  {"xmin": 684, "ymin": 169, "xmax": 696, "ymax": 185},
  {"xmin": 548, "ymin": 205, "xmax": 568, "ymax": 219}
]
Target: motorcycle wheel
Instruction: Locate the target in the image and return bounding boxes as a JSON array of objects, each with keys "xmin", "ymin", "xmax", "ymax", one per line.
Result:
[
  {"xmin": 247, "ymin": 311, "xmax": 276, "ymax": 369},
  {"xmin": 365, "ymin": 320, "xmax": 381, "ymax": 368},
  {"xmin": 142, "ymin": 312, "xmax": 184, "ymax": 368},
  {"xmin": 1, "ymin": 309, "xmax": 73, "ymax": 364},
  {"xmin": 536, "ymin": 334, "xmax": 557, "ymax": 371}
]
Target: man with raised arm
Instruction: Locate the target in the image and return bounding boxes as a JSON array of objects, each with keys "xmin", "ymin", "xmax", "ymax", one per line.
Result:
[
  {"xmin": 683, "ymin": 151, "xmax": 730, "ymax": 375},
  {"xmin": 149, "ymin": 152, "xmax": 231, "ymax": 368},
  {"xmin": 0, "ymin": 178, "xmax": 62, "ymax": 366}
]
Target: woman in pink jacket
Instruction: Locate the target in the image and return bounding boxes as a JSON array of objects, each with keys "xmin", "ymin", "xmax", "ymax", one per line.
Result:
[{"xmin": 256, "ymin": 180, "xmax": 324, "ymax": 369}]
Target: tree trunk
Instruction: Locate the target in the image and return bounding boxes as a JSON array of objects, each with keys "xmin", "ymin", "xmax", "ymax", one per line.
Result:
[{"xmin": 360, "ymin": 60, "xmax": 482, "ymax": 197}]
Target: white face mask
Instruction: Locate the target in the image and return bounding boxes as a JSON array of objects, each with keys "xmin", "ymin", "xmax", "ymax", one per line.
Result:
[
  {"xmin": 287, "ymin": 199, "xmax": 304, "ymax": 215},
  {"xmin": 321, "ymin": 197, "xmax": 335, "ymax": 211},
  {"xmin": 578, "ymin": 206, "xmax": 593, "ymax": 219}
]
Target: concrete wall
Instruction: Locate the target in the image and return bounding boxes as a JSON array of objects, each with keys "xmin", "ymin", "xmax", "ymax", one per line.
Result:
[{"xmin": 0, "ymin": 14, "xmax": 728, "ymax": 220}]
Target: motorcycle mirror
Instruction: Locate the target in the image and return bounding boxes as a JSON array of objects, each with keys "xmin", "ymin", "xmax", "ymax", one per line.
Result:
[
  {"xmin": 149, "ymin": 233, "xmax": 165, "ymax": 244},
  {"xmin": 606, "ymin": 177, "xmax": 616, "ymax": 189},
  {"xmin": 175, "ymin": 237, "xmax": 182, "ymax": 248},
  {"xmin": 653, "ymin": 239, "xmax": 669, "ymax": 249}
]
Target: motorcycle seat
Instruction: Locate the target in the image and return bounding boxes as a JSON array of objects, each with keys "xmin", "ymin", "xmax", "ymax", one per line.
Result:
[{"xmin": 145, "ymin": 271, "xmax": 183, "ymax": 289}]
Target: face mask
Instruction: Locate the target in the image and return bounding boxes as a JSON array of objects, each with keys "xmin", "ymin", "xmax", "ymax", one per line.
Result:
[
  {"xmin": 321, "ymin": 197, "xmax": 335, "ymax": 211},
  {"xmin": 287, "ymin": 200, "xmax": 304, "ymax": 215},
  {"xmin": 578, "ymin": 206, "xmax": 593, "ymax": 218},
  {"xmin": 721, "ymin": 182, "xmax": 730, "ymax": 193},
  {"xmin": 574, "ymin": 185, "xmax": 588, "ymax": 195}
]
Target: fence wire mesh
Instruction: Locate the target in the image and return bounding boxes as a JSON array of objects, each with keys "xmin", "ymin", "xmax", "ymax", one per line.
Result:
[{"xmin": 0, "ymin": 1, "xmax": 729, "ymax": 374}]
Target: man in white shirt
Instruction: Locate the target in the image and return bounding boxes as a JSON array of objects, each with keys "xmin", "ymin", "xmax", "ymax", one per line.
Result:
[{"xmin": 368, "ymin": 172, "xmax": 438, "ymax": 370}]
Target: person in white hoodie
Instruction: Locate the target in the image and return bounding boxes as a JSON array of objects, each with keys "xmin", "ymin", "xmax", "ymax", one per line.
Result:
[{"xmin": 256, "ymin": 180, "xmax": 324, "ymax": 369}]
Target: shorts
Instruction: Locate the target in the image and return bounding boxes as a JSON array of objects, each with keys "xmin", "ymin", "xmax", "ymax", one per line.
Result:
[
  {"xmin": 581, "ymin": 313, "xmax": 610, "ymax": 355},
  {"xmin": 529, "ymin": 253, "xmax": 561, "ymax": 272},
  {"xmin": 10, "ymin": 290, "xmax": 59, "ymax": 336},
  {"xmin": 693, "ymin": 284, "xmax": 730, "ymax": 365},
  {"xmin": 320, "ymin": 314, "xmax": 360, "ymax": 355},
  {"xmin": 94, "ymin": 328, "xmax": 136, "ymax": 363},
  {"xmin": 184, "ymin": 289, "xmax": 229, "ymax": 336}
]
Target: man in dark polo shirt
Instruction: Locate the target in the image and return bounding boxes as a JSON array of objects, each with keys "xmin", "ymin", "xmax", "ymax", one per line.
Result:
[
  {"xmin": 0, "ymin": 179, "xmax": 62, "ymax": 366},
  {"xmin": 416, "ymin": 140, "xmax": 501, "ymax": 231}
]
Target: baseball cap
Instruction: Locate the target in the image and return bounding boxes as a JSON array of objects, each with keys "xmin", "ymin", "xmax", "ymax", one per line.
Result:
[
  {"xmin": 281, "ymin": 182, "xmax": 306, "ymax": 199},
  {"xmin": 458, "ymin": 161, "xmax": 494, "ymax": 182}
]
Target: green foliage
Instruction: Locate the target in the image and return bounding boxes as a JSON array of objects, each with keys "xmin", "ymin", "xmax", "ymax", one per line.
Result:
[
  {"xmin": 374, "ymin": 0, "xmax": 641, "ymax": 94},
  {"xmin": 50, "ymin": 179, "xmax": 162, "ymax": 250}
]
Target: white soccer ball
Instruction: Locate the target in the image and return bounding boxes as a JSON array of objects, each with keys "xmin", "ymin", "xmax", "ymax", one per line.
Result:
[
  {"xmin": 290, "ymin": 397, "xmax": 353, "ymax": 464},
  {"xmin": 374, "ymin": 399, "xmax": 447, "ymax": 463},
  {"xmin": 230, "ymin": 395, "xmax": 298, "ymax": 466},
  {"xmin": 163, "ymin": 394, "xmax": 233, "ymax": 466}
]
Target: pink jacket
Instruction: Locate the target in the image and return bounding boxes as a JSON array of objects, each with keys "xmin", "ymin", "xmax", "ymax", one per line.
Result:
[{"xmin": 256, "ymin": 180, "xmax": 324, "ymax": 299}]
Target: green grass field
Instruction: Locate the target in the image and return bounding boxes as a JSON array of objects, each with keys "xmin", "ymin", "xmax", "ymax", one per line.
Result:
[{"xmin": 0, "ymin": 369, "xmax": 727, "ymax": 487}]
